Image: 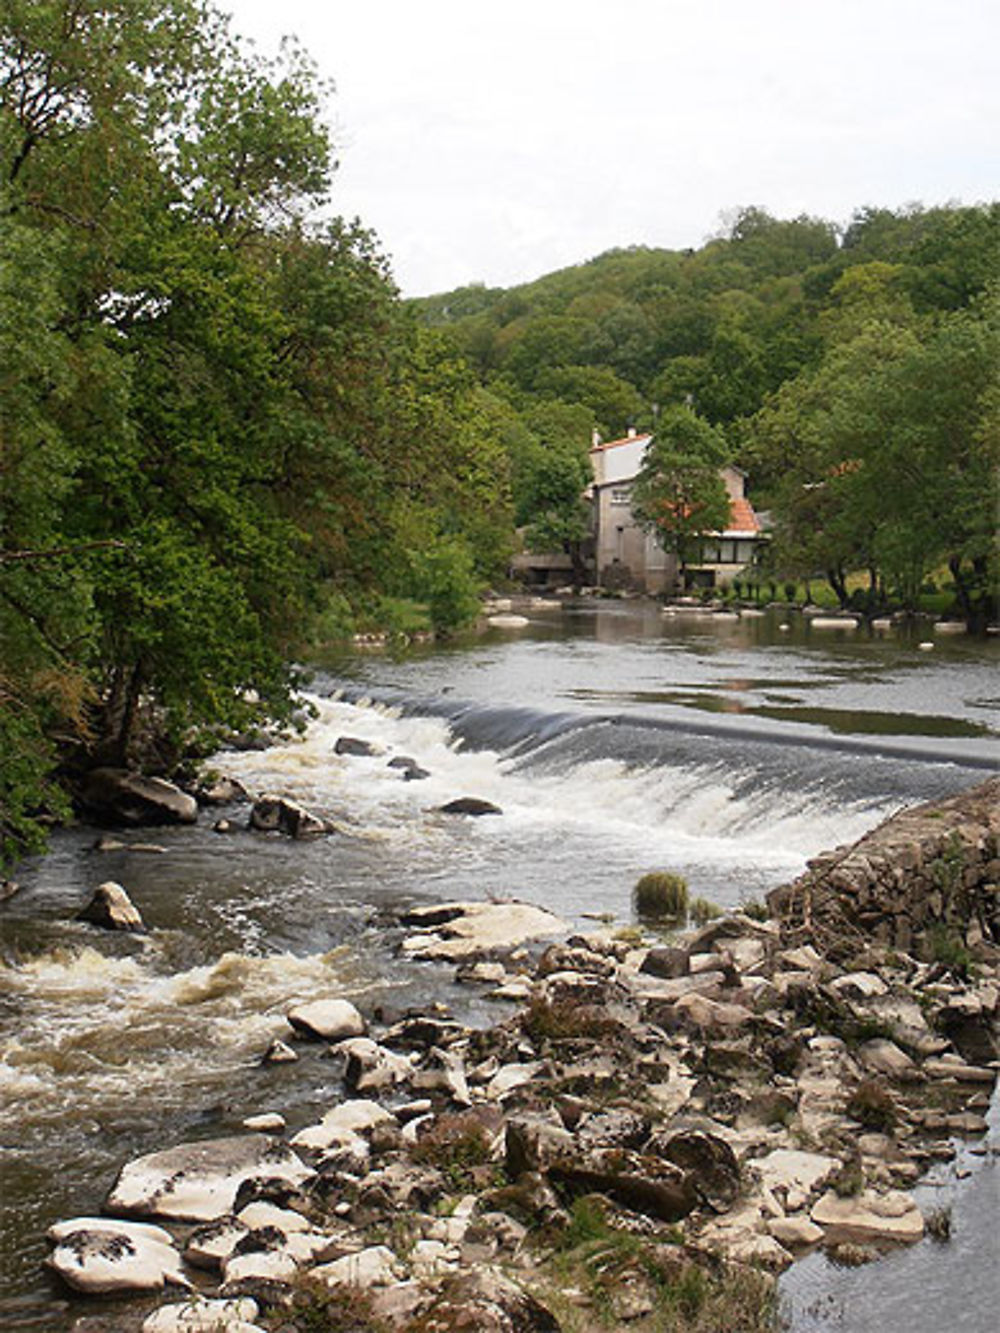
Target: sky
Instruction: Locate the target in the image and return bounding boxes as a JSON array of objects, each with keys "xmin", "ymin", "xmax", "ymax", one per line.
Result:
[{"xmin": 224, "ymin": 0, "xmax": 999, "ymax": 297}]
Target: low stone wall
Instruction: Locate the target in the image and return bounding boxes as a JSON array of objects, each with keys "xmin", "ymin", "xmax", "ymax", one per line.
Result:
[{"xmin": 767, "ymin": 777, "xmax": 1000, "ymax": 954}]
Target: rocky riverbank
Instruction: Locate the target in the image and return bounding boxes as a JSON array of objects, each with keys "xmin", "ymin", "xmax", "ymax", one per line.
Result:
[{"xmin": 40, "ymin": 779, "xmax": 1000, "ymax": 1333}]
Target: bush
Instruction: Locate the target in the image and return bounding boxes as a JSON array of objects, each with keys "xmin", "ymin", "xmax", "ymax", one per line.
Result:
[
  {"xmin": 689, "ymin": 896, "xmax": 722, "ymax": 926},
  {"xmin": 784, "ymin": 580, "xmax": 798, "ymax": 602},
  {"xmin": 634, "ymin": 871, "xmax": 689, "ymax": 920}
]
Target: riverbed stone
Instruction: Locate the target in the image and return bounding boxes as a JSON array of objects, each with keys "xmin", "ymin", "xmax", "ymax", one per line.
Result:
[
  {"xmin": 286, "ymin": 998, "xmax": 365, "ymax": 1041},
  {"xmin": 142, "ymin": 1298, "xmax": 261, "ymax": 1332},
  {"xmin": 289, "ymin": 1098, "xmax": 394, "ymax": 1155},
  {"xmin": 182, "ymin": 1218, "xmax": 250, "ymax": 1271},
  {"xmin": 400, "ymin": 900, "xmax": 565, "ymax": 962},
  {"xmin": 76, "ymin": 881, "xmax": 145, "ymax": 931},
  {"xmin": 79, "ymin": 768, "xmax": 198, "ymax": 827},
  {"xmin": 106, "ymin": 1135, "xmax": 312, "ymax": 1222},
  {"xmin": 47, "ymin": 1223, "xmax": 191, "ymax": 1295},
  {"xmin": 811, "ymin": 1188, "xmax": 924, "ymax": 1242},
  {"xmin": 438, "ymin": 797, "xmax": 503, "ymax": 816},
  {"xmin": 311, "ymin": 1244, "xmax": 401, "ymax": 1288},
  {"xmin": 249, "ymin": 794, "xmax": 329, "ymax": 839}
]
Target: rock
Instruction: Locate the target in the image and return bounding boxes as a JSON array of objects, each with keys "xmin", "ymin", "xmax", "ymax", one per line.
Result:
[
  {"xmin": 923, "ymin": 1058, "xmax": 996, "ymax": 1084},
  {"xmin": 505, "ymin": 1113, "xmax": 576, "ymax": 1176},
  {"xmin": 857, "ymin": 1038, "xmax": 915, "ymax": 1079},
  {"xmin": 751, "ymin": 1150, "xmax": 839, "ymax": 1210},
  {"xmin": 411, "ymin": 1267, "xmax": 560, "ymax": 1332},
  {"xmin": 487, "ymin": 614, "xmax": 530, "ymax": 629},
  {"xmin": 403, "ymin": 765, "xmax": 430, "ymax": 781},
  {"xmin": 575, "ymin": 1109, "xmax": 649, "ymax": 1154},
  {"xmin": 333, "ymin": 736, "xmax": 381, "ymax": 757},
  {"xmin": 548, "ymin": 1149, "xmax": 700, "ymax": 1222},
  {"xmin": 438, "ymin": 797, "xmax": 503, "ymax": 816},
  {"xmin": 260, "ymin": 1039, "xmax": 298, "ymax": 1065},
  {"xmin": 236, "ymin": 1203, "xmax": 310, "ymax": 1233},
  {"xmin": 485, "ymin": 1061, "xmax": 544, "ymax": 1100},
  {"xmin": 811, "ymin": 1188, "xmax": 924, "ymax": 1242},
  {"xmin": 640, "ymin": 945, "xmax": 690, "ymax": 979},
  {"xmin": 671, "ymin": 992, "xmax": 755, "ymax": 1035},
  {"xmin": 242, "ymin": 1113, "xmax": 286, "ymax": 1133},
  {"xmin": 768, "ymin": 1216, "xmax": 824, "ymax": 1247},
  {"xmin": 106, "ymin": 1135, "xmax": 312, "ymax": 1222},
  {"xmin": 46, "ymin": 1222, "xmax": 191, "ymax": 1295},
  {"xmin": 828, "ymin": 972, "xmax": 889, "ymax": 1000},
  {"xmin": 213, "ymin": 819, "xmax": 234, "ymax": 834},
  {"xmin": 650, "ymin": 1130, "xmax": 740, "ymax": 1209},
  {"xmin": 76, "ymin": 881, "xmax": 145, "ymax": 932},
  {"xmin": 290, "ymin": 1099, "xmax": 394, "ymax": 1155},
  {"xmin": 286, "ymin": 999, "xmax": 365, "ymax": 1042},
  {"xmin": 249, "ymin": 794, "xmax": 329, "ymax": 839},
  {"xmin": 311, "ymin": 1244, "xmax": 400, "ymax": 1288},
  {"xmin": 410, "ymin": 1047, "xmax": 471, "ymax": 1105},
  {"xmin": 78, "ymin": 768, "xmax": 198, "ymax": 827},
  {"xmin": 142, "ymin": 1299, "xmax": 260, "ymax": 1332},
  {"xmin": 183, "ymin": 1218, "xmax": 249, "ymax": 1271},
  {"xmin": 400, "ymin": 900, "xmax": 565, "ymax": 962},
  {"xmin": 336, "ymin": 1037, "xmax": 413, "ymax": 1092},
  {"xmin": 197, "ymin": 777, "xmax": 249, "ymax": 806}
]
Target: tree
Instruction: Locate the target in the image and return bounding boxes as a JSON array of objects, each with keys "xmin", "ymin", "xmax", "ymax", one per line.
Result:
[{"xmin": 630, "ymin": 407, "xmax": 731, "ymax": 585}]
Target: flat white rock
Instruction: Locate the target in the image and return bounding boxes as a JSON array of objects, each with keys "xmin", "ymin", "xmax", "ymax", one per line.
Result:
[
  {"xmin": 402, "ymin": 901, "xmax": 564, "ymax": 961},
  {"xmin": 287, "ymin": 998, "xmax": 365, "ymax": 1041},
  {"xmin": 107, "ymin": 1134, "xmax": 312, "ymax": 1222},
  {"xmin": 290, "ymin": 1098, "xmax": 394, "ymax": 1153},
  {"xmin": 811, "ymin": 1188, "xmax": 924, "ymax": 1241},
  {"xmin": 143, "ymin": 1298, "xmax": 260, "ymax": 1332},
  {"xmin": 47, "ymin": 1226, "xmax": 190, "ymax": 1295},
  {"xmin": 312, "ymin": 1244, "xmax": 400, "ymax": 1288}
]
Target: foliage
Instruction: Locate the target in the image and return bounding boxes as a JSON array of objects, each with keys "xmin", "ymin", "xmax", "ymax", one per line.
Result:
[
  {"xmin": 689, "ymin": 896, "xmax": 723, "ymax": 926},
  {"xmin": 845, "ymin": 1080, "xmax": 898, "ymax": 1131},
  {"xmin": 634, "ymin": 871, "xmax": 690, "ymax": 920}
]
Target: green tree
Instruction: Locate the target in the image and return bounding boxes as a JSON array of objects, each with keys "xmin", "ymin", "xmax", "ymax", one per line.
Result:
[{"xmin": 631, "ymin": 407, "xmax": 731, "ymax": 584}]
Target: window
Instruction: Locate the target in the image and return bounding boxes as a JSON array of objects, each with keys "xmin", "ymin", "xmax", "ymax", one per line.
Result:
[{"xmin": 610, "ymin": 488, "xmax": 631, "ymax": 506}]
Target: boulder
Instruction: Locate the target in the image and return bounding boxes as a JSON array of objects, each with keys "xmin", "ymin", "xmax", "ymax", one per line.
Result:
[
  {"xmin": 46, "ymin": 1221, "xmax": 191, "ymax": 1295},
  {"xmin": 400, "ymin": 900, "xmax": 564, "ymax": 962},
  {"xmin": 260, "ymin": 1039, "xmax": 298, "ymax": 1065},
  {"xmin": 438, "ymin": 797, "xmax": 503, "ymax": 817},
  {"xmin": 640, "ymin": 945, "xmax": 690, "ymax": 979},
  {"xmin": 106, "ymin": 1135, "xmax": 312, "ymax": 1223},
  {"xmin": 751, "ymin": 1150, "xmax": 839, "ymax": 1211},
  {"xmin": 197, "ymin": 777, "xmax": 249, "ymax": 806},
  {"xmin": 333, "ymin": 736, "xmax": 381, "ymax": 757},
  {"xmin": 183, "ymin": 1218, "xmax": 249, "ymax": 1271},
  {"xmin": 286, "ymin": 999, "xmax": 365, "ymax": 1042},
  {"xmin": 249, "ymin": 795, "xmax": 329, "ymax": 839},
  {"xmin": 649, "ymin": 1129, "xmax": 740, "ymax": 1209},
  {"xmin": 811, "ymin": 1188, "xmax": 924, "ymax": 1242},
  {"xmin": 336, "ymin": 1037, "xmax": 413, "ymax": 1092},
  {"xmin": 76, "ymin": 881, "xmax": 145, "ymax": 932},
  {"xmin": 548, "ymin": 1149, "xmax": 700, "ymax": 1222},
  {"xmin": 767, "ymin": 1216, "xmax": 824, "ymax": 1248},
  {"xmin": 78, "ymin": 768, "xmax": 198, "ymax": 827}
]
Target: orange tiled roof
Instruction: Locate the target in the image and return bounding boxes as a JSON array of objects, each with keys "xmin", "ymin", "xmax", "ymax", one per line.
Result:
[
  {"xmin": 725, "ymin": 497, "xmax": 761, "ymax": 534},
  {"xmin": 589, "ymin": 432, "xmax": 653, "ymax": 453}
]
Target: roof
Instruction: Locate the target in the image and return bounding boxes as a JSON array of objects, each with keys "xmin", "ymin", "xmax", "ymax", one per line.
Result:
[
  {"xmin": 589, "ymin": 431, "xmax": 653, "ymax": 454},
  {"xmin": 723, "ymin": 496, "xmax": 762, "ymax": 535}
]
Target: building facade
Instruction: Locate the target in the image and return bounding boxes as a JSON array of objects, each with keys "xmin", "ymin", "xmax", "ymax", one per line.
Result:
[{"xmin": 589, "ymin": 429, "xmax": 765, "ymax": 593}]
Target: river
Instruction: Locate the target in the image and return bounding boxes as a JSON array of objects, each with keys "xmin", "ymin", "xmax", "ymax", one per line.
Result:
[{"xmin": 1, "ymin": 600, "xmax": 997, "ymax": 1329}]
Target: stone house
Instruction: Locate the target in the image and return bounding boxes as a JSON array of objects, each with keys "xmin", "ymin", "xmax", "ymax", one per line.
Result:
[{"xmin": 589, "ymin": 428, "xmax": 765, "ymax": 593}]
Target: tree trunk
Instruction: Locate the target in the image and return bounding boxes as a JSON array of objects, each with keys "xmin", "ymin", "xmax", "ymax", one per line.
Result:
[{"xmin": 826, "ymin": 566, "xmax": 849, "ymax": 609}]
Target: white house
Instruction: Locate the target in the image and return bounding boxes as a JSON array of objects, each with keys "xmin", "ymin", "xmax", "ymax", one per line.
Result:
[{"xmin": 589, "ymin": 428, "xmax": 765, "ymax": 593}]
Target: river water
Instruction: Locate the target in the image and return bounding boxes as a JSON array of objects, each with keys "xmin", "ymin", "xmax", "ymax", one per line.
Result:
[{"xmin": 1, "ymin": 601, "xmax": 997, "ymax": 1328}]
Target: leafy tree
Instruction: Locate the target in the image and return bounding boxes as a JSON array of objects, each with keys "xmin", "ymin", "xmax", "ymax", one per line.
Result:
[{"xmin": 630, "ymin": 407, "xmax": 731, "ymax": 584}]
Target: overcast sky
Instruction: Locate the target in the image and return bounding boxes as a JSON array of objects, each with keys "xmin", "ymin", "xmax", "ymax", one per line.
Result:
[{"xmin": 225, "ymin": 0, "xmax": 998, "ymax": 297}]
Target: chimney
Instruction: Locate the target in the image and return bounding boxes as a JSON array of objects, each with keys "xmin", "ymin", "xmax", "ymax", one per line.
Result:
[{"xmin": 591, "ymin": 427, "xmax": 601, "ymax": 448}]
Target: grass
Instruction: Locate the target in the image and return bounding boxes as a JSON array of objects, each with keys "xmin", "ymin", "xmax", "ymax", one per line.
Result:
[
  {"xmin": 635, "ymin": 872, "xmax": 689, "ymax": 921},
  {"xmin": 280, "ymin": 1277, "xmax": 390, "ymax": 1332},
  {"xmin": 689, "ymin": 896, "xmax": 722, "ymax": 927},
  {"xmin": 540, "ymin": 1200, "xmax": 780, "ymax": 1331},
  {"xmin": 409, "ymin": 1111, "xmax": 498, "ymax": 1192}
]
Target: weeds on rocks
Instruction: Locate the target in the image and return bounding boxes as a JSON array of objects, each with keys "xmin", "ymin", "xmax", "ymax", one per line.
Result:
[
  {"xmin": 846, "ymin": 1079, "xmax": 898, "ymax": 1132},
  {"xmin": 281, "ymin": 1277, "xmax": 389, "ymax": 1333},
  {"xmin": 634, "ymin": 872, "xmax": 689, "ymax": 922}
]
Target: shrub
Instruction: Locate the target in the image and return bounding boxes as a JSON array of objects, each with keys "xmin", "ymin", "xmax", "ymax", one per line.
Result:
[
  {"xmin": 924, "ymin": 924, "xmax": 972, "ymax": 979},
  {"xmin": 634, "ymin": 871, "xmax": 689, "ymax": 920},
  {"xmin": 784, "ymin": 580, "xmax": 797, "ymax": 602},
  {"xmin": 689, "ymin": 896, "xmax": 722, "ymax": 926},
  {"xmin": 926, "ymin": 1205, "xmax": 952, "ymax": 1242}
]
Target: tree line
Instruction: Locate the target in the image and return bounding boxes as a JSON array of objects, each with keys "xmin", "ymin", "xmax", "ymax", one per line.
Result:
[{"xmin": 414, "ymin": 202, "xmax": 999, "ymax": 626}]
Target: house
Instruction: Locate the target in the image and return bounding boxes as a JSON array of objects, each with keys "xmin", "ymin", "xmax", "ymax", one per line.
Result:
[{"xmin": 589, "ymin": 428, "xmax": 765, "ymax": 593}]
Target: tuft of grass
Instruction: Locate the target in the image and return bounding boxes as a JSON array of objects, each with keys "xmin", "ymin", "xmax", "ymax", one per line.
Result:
[
  {"xmin": 925, "ymin": 1205, "xmax": 952, "ymax": 1242},
  {"xmin": 689, "ymin": 896, "xmax": 723, "ymax": 926},
  {"xmin": 634, "ymin": 871, "xmax": 689, "ymax": 921},
  {"xmin": 924, "ymin": 924, "xmax": 973, "ymax": 979},
  {"xmin": 282, "ymin": 1277, "xmax": 390, "ymax": 1332},
  {"xmin": 410, "ymin": 1111, "xmax": 496, "ymax": 1191}
]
